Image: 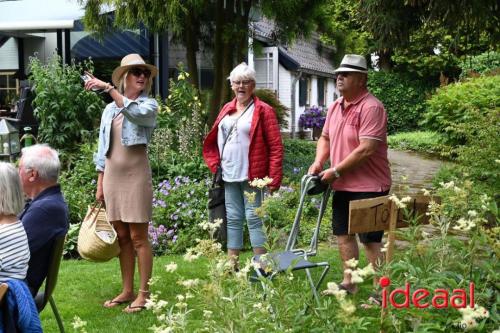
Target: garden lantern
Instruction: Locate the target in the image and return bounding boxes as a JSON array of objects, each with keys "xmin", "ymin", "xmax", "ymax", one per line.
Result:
[{"xmin": 0, "ymin": 119, "xmax": 21, "ymax": 161}]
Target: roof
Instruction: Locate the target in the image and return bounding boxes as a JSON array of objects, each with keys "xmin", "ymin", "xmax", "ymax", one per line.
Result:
[{"xmin": 253, "ymin": 19, "xmax": 337, "ymax": 77}]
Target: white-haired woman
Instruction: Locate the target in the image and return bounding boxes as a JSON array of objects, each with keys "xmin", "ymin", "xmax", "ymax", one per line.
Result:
[
  {"xmin": 0, "ymin": 162, "xmax": 30, "ymax": 282},
  {"xmin": 85, "ymin": 54, "xmax": 158, "ymax": 313},
  {"xmin": 203, "ymin": 62, "xmax": 283, "ymax": 268}
]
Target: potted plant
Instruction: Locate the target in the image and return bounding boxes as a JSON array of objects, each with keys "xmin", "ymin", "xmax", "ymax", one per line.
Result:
[{"xmin": 298, "ymin": 106, "xmax": 326, "ymax": 140}]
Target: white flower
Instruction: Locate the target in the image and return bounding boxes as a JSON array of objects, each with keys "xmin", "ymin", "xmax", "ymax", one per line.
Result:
[
  {"xmin": 467, "ymin": 210, "xmax": 478, "ymax": 218},
  {"xmin": 249, "ymin": 177, "xmax": 273, "ymax": 189},
  {"xmin": 340, "ymin": 300, "xmax": 356, "ymax": 315},
  {"xmin": 359, "ymin": 263, "xmax": 375, "ymax": 277},
  {"xmin": 178, "ymin": 278, "xmax": 200, "ymax": 289},
  {"xmin": 350, "ymin": 270, "xmax": 364, "ymax": 284},
  {"xmin": 381, "ymin": 241, "xmax": 390, "ymax": 253},
  {"xmin": 440, "ymin": 181, "xmax": 455, "ymax": 189},
  {"xmin": 244, "ymin": 191, "xmax": 256, "ymax": 203},
  {"xmin": 72, "ymin": 316, "xmax": 87, "ymax": 330},
  {"xmin": 183, "ymin": 249, "xmax": 201, "ymax": 262},
  {"xmin": 401, "ymin": 196, "xmax": 412, "ymax": 203},
  {"xmin": 176, "ymin": 294, "xmax": 185, "ymax": 301},
  {"xmin": 175, "ymin": 302, "xmax": 187, "ymax": 309},
  {"xmin": 389, "ymin": 194, "xmax": 407, "ymax": 209},
  {"xmin": 345, "ymin": 258, "xmax": 359, "ymax": 268},
  {"xmin": 165, "ymin": 262, "xmax": 178, "ymax": 273},
  {"xmin": 322, "ymin": 282, "xmax": 347, "ymax": 300},
  {"xmin": 253, "ymin": 302, "xmax": 263, "ymax": 309},
  {"xmin": 421, "ymin": 188, "xmax": 431, "ymax": 196},
  {"xmin": 203, "ymin": 310, "xmax": 213, "ymax": 318}
]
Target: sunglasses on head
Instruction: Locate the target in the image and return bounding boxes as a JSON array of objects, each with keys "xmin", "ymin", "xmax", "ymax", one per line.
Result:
[{"xmin": 129, "ymin": 67, "xmax": 151, "ymax": 78}]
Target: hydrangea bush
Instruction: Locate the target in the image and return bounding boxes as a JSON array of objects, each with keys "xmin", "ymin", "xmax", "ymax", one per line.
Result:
[{"xmin": 298, "ymin": 106, "xmax": 326, "ymax": 129}]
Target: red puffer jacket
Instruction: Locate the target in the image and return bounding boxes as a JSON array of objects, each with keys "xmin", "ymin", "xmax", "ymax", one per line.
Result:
[{"xmin": 202, "ymin": 96, "xmax": 283, "ymax": 189}]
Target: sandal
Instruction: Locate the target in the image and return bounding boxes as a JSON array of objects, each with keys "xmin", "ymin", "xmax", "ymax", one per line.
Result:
[
  {"xmin": 361, "ymin": 292, "xmax": 382, "ymax": 309},
  {"xmin": 123, "ymin": 304, "xmax": 147, "ymax": 313},
  {"xmin": 338, "ymin": 283, "xmax": 357, "ymax": 295},
  {"xmin": 103, "ymin": 298, "xmax": 133, "ymax": 308}
]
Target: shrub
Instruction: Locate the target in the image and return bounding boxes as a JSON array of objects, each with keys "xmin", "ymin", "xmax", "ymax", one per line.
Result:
[
  {"xmin": 459, "ymin": 51, "xmax": 500, "ymax": 78},
  {"xmin": 368, "ymin": 71, "xmax": 437, "ymax": 134},
  {"xmin": 422, "ymin": 75, "xmax": 500, "ymax": 147},
  {"xmin": 29, "ymin": 55, "xmax": 104, "ymax": 164},
  {"xmin": 254, "ymin": 88, "xmax": 290, "ymax": 129},
  {"xmin": 387, "ymin": 131, "xmax": 446, "ymax": 156},
  {"xmin": 282, "ymin": 139, "xmax": 320, "ymax": 183},
  {"xmin": 150, "ymin": 67, "xmax": 209, "ymax": 181},
  {"xmin": 58, "ymin": 141, "xmax": 98, "ymax": 257}
]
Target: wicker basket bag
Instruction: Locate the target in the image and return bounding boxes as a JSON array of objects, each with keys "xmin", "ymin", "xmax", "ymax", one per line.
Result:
[{"xmin": 77, "ymin": 202, "xmax": 120, "ymax": 262}]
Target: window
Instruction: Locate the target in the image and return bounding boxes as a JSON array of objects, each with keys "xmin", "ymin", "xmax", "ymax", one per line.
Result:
[
  {"xmin": 0, "ymin": 72, "xmax": 19, "ymax": 107},
  {"xmin": 317, "ymin": 78, "xmax": 325, "ymax": 107},
  {"xmin": 254, "ymin": 47, "xmax": 278, "ymax": 92},
  {"xmin": 299, "ymin": 76, "xmax": 310, "ymax": 107}
]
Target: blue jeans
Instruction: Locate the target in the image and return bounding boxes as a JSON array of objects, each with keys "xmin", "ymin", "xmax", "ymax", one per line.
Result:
[{"xmin": 224, "ymin": 181, "xmax": 267, "ymax": 250}]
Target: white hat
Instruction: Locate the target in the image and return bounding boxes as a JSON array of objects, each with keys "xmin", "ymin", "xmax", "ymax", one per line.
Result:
[
  {"xmin": 334, "ymin": 54, "xmax": 368, "ymax": 73},
  {"xmin": 111, "ymin": 54, "xmax": 158, "ymax": 87}
]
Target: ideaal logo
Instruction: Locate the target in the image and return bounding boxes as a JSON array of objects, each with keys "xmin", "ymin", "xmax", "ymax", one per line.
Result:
[{"xmin": 380, "ymin": 276, "xmax": 475, "ymax": 309}]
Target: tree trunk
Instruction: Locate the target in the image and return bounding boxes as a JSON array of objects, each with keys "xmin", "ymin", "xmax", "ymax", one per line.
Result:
[
  {"xmin": 377, "ymin": 49, "xmax": 393, "ymax": 71},
  {"xmin": 185, "ymin": 11, "xmax": 200, "ymax": 90},
  {"xmin": 208, "ymin": 0, "xmax": 225, "ymax": 126}
]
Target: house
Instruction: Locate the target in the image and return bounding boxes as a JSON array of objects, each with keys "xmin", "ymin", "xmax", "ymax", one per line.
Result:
[
  {"xmin": 0, "ymin": 2, "xmax": 339, "ymax": 137},
  {"xmin": 249, "ymin": 19, "xmax": 339, "ymax": 137}
]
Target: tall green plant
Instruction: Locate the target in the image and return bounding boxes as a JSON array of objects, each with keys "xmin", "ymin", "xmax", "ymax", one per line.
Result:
[
  {"xmin": 149, "ymin": 68, "xmax": 208, "ymax": 181},
  {"xmin": 367, "ymin": 71, "xmax": 436, "ymax": 134},
  {"xmin": 29, "ymin": 55, "xmax": 104, "ymax": 163}
]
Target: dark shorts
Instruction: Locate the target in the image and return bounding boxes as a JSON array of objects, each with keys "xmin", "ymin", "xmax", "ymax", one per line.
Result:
[{"xmin": 332, "ymin": 190, "xmax": 390, "ymax": 244}]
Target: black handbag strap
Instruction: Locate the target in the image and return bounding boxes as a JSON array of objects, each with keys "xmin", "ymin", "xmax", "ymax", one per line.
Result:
[
  {"xmin": 212, "ymin": 100, "xmax": 254, "ymax": 188},
  {"xmin": 219, "ymin": 100, "xmax": 254, "ymax": 161}
]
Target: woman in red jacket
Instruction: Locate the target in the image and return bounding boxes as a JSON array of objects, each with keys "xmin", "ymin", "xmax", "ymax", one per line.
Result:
[{"xmin": 203, "ymin": 62, "xmax": 283, "ymax": 268}]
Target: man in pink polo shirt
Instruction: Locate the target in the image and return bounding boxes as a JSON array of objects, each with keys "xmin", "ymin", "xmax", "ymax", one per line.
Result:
[{"xmin": 308, "ymin": 54, "xmax": 391, "ymax": 295}]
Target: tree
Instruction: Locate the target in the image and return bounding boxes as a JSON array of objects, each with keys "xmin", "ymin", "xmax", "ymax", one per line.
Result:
[
  {"xmin": 80, "ymin": 0, "xmax": 328, "ymax": 125},
  {"xmin": 358, "ymin": 0, "xmax": 499, "ymax": 71}
]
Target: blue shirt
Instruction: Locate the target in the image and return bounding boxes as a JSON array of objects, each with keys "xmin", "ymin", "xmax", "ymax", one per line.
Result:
[
  {"xmin": 94, "ymin": 94, "xmax": 158, "ymax": 172},
  {"xmin": 19, "ymin": 185, "xmax": 69, "ymax": 296}
]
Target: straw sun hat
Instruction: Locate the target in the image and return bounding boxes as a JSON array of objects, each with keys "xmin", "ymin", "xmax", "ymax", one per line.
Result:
[{"xmin": 111, "ymin": 54, "xmax": 158, "ymax": 87}]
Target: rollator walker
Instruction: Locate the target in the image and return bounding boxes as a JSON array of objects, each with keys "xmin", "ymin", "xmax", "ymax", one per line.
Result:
[{"xmin": 252, "ymin": 174, "xmax": 332, "ymax": 305}]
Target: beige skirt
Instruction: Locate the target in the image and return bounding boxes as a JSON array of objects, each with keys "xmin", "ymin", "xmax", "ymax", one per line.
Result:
[{"xmin": 103, "ymin": 113, "xmax": 152, "ymax": 223}]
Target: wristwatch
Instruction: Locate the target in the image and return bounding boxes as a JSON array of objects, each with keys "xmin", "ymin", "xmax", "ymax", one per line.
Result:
[{"xmin": 332, "ymin": 166, "xmax": 341, "ymax": 178}]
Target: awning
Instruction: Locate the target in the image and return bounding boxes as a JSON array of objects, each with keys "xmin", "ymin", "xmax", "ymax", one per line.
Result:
[
  {"xmin": 0, "ymin": 0, "xmax": 84, "ymax": 32},
  {"xmin": 72, "ymin": 29, "xmax": 150, "ymax": 59}
]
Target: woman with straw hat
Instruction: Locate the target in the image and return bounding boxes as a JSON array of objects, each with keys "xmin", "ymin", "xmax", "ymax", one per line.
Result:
[{"xmin": 85, "ymin": 53, "xmax": 158, "ymax": 313}]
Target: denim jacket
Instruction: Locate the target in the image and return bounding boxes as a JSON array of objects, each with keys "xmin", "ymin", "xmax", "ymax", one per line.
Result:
[{"xmin": 94, "ymin": 94, "xmax": 158, "ymax": 172}]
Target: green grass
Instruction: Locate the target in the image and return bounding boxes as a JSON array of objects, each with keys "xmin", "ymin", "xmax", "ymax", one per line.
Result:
[
  {"xmin": 41, "ymin": 245, "xmax": 377, "ymax": 332},
  {"xmin": 388, "ymin": 131, "xmax": 445, "ymax": 156}
]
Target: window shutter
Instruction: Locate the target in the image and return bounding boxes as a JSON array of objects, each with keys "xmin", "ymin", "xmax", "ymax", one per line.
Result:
[
  {"xmin": 317, "ymin": 78, "xmax": 325, "ymax": 106},
  {"xmin": 299, "ymin": 78, "xmax": 307, "ymax": 106}
]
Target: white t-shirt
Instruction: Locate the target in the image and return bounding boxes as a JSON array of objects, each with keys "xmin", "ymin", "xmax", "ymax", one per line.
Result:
[
  {"xmin": 0, "ymin": 220, "xmax": 30, "ymax": 282},
  {"xmin": 217, "ymin": 103, "xmax": 255, "ymax": 182}
]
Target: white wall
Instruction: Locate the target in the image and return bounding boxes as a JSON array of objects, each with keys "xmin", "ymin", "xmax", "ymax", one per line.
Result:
[
  {"xmin": 327, "ymin": 78, "xmax": 338, "ymax": 106},
  {"xmin": 0, "ymin": 38, "xmax": 19, "ymax": 70},
  {"xmin": 310, "ymin": 76, "xmax": 318, "ymax": 107}
]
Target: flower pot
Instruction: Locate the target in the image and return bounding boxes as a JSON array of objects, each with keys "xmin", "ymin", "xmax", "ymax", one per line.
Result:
[{"xmin": 312, "ymin": 127, "xmax": 322, "ymax": 141}]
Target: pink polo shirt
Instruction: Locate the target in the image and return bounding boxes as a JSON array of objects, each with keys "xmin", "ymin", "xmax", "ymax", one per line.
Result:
[{"xmin": 322, "ymin": 90, "xmax": 391, "ymax": 192}]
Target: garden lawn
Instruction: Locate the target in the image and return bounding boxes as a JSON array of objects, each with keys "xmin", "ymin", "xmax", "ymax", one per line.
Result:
[{"xmin": 40, "ymin": 245, "xmax": 378, "ymax": 332}]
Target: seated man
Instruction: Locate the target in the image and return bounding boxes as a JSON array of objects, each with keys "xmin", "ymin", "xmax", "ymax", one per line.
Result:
[{"xmin": 18, "ymin": 144, "xmax": 69, "ymax": 296}]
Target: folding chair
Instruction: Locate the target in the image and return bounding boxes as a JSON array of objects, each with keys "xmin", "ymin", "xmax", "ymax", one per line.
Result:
[
  {"xmin": 252, "ymin": 175, "xmax": 331, "ymax": 306},
  {"xmin": 34, "ymin": 235, "xmax": 66, "ymax": 333}
]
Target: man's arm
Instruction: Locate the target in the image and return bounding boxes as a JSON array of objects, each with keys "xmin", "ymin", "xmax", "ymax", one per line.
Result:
[
  {"xmin": 320, "ymin": 138, "xmax": 379, "ymax": 183},
  {"xmin": 308, "ymin": 134, "xmax": 330, "ymax": 175}
]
